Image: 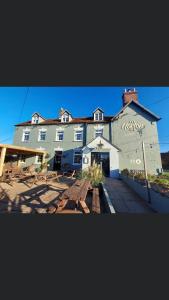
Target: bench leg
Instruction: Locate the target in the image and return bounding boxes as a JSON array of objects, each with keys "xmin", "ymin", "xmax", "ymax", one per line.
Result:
[
  {"xmin": 79, "ymin": 200, "xmax": 90, "ymax": 214},
  {"xmin": 56, "ymin": 199, "xmax": 68, "ymax": 212}
]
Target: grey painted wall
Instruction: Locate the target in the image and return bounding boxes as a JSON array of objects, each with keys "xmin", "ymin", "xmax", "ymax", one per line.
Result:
[
  {"xmin": 111, "ymin": 103, "xmax": 162, "ymax": 174},
  {"xmin": 13, "ymin": 102, "xmax": 162, "ymax": 174}
]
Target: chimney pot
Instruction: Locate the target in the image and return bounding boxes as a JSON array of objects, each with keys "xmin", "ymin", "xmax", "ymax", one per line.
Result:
[{"xmin": 122, "ymin": 88, "xmax": 138, "ymax": 107}]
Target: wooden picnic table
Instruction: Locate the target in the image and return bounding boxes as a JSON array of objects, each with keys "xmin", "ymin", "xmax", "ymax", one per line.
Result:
[
  {"xmin": 32, "ymin": 171, "xmax": 61, "ymax": 185},
  {"xmin": 56, "ymin": 179, "xmax": 93, "ymax": 214}
]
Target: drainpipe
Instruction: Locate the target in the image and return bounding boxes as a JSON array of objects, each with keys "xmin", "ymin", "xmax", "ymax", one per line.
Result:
[
  {"xmin": 109, "ymin": 122, "xmax": 112, "ymax": 144},
  {"xmin": 83, "ymin": 123, "xmax": 87, "ymax": 147}
]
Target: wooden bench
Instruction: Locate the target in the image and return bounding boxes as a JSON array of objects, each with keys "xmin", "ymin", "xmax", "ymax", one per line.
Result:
[
  {"xmin": 92, "ymin": 188, "xmax": 100, "ymax": 214},
  {"xmin": 55, "ymin": 179, "xmax": 92, "ymax": 214}
]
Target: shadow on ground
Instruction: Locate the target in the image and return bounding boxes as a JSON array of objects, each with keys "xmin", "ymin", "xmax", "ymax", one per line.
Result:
[{"xmin": 0, "ymin": 177, "xmax": 75, "ymax": 214}]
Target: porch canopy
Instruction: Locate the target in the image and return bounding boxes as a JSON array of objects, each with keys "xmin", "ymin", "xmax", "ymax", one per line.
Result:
[{"xmin": 0, "ymin": 144, "xmax": 47, "ymax": 176}]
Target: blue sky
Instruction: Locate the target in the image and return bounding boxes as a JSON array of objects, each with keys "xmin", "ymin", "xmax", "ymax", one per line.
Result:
[{"xmin": 0, "ymin": 86, "xmax": 169, "ymax": 152}]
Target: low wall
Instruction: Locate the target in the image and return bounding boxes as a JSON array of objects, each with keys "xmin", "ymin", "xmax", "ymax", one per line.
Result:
[
  {"xmin": 121, "ymin": 175, "xmax": 169, "ymax": 213},
  {"xmin": 100, "ymin": 183, "xmax": 116, "ymax": 214}
]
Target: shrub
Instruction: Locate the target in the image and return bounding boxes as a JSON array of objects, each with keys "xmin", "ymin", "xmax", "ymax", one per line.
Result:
[
  {"xmin": 121, "ymin": 169, "xmax": 129, "ymax": 176},
  {"xmin": 78, "ymin": 162, "xmax": 104, "ymax": 187}
]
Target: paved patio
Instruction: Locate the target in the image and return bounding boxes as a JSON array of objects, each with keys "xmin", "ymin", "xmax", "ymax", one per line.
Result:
[
  {"xmin": 0, "ymin": 177, "xmax": 75, "ymax": 213},
  {"xmin": 104, "ymin": 178, "xmax": 154, "ymax": 213}
]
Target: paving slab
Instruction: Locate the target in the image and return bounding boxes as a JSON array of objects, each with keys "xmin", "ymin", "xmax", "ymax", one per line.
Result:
[{"xmin": 104, "ymin": 178, "xmax": 154, "ymax": 213}]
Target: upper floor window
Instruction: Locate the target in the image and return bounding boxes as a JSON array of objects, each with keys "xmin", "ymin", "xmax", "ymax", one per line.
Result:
[
  {"xmin": 62, "ymin": 115, "xmax": 69, "ymax": 122},
  {"xmin": 32, "ymin": 116, "xmax": 39, "ymax": 124},
  {"xmin": 95, "ymin": 112, "xmax": 103, "ymax": 121},
  {"xmin": 74, "ymin": 130, "xmax": 83, "ymax": 141},
  {"xmin": 22, "ymin": 130, "xmax": 30, "ymax": 142},
  {"xmin": 31, "ymin": 113, "xmax": 45, "ymax": 124},
  {"xmin": 95, "ymin": 129, "xmax": 103, "ymax": 138},
  {"xmin": 38, "ymin": 129, "xmax": 47, "ymax": 141},
  {"xmin": 61, "ymin": 112, "xmax": 71, "ymax": 123},
  {"xmin": 93, "ymin": 108, "xmax": 104, "ymax": 121},
  {"xmin": 56, "ymin": 131, "xmax": 64, "ymax": 141}
]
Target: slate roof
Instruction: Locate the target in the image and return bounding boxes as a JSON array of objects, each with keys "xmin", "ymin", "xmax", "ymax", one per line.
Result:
[
  {"xmin": 112, "ymin": 100, "xmax": 161, "ymax": 121},
  {"xmin": 82, "ymin": 136, "xmax": 121, "ymax": 151},
  {"xmin": 15, "ymin": 116, "xmax": 114, "ymax": 126},
  {"xmin": 15, "ymin": 99, "xmax": 161, "ymax": 126}
]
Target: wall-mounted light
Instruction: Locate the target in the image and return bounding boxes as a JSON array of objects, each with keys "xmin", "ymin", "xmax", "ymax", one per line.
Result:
[{"xmin": 83, "ymin": 156, "xmax": 89, "ymax": 164}]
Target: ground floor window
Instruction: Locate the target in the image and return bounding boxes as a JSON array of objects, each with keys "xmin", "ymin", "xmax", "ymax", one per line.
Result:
[
  {"xmin": 73, "ymin": 150, "xmax": 82, "ymax": 165},
  {"xmin": 20, "ymin": 154, "xmax": 26, "ymax": 163},
  {"xmin": 35, "ymin": 155, "xmax": 43, "ymax": 164}
]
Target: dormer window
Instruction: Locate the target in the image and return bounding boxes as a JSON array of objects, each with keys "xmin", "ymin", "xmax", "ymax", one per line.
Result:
[
  {"xmin": 93, "ymin": 108, "xmax": 104, "ymax": 121},
  {"xmin": 31, "ymin": 113, "xmax": 45, "ymax": 124},
  {"xmin": 62, "ymin": 114, "xmax": 69, "ymax": 123},
  {"xmin": 33, "ymin": 116, "xmax": 39, "ymax": 124},
  {"xmin": 60, "ymin": 110, "xmax": 72, "ymax": 123},
  {"xmin": 95, "ymin": 112, "xmax": 103, "ymax": 121}
]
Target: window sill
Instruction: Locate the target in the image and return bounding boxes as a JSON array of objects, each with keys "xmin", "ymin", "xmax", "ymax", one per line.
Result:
[{"xmin": 73, "ymin": 140, "xmax": 83, "ymax": 142}]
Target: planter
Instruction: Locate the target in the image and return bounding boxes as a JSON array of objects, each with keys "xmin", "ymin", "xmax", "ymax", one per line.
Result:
[{"xmin": 120, "ymin": 175, "xmax": 169, "ymax": 213}]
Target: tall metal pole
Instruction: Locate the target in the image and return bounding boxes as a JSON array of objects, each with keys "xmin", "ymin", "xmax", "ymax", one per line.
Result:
[{"xmin": 142, "ymin": 141, "xmax": 151, "ymax": 203}]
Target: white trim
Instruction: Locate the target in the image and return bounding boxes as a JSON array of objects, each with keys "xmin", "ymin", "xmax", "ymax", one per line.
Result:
[
  {"xmin": 94, "ymin": 128, "xmax": 103, "ymax": 138},
  {"xmin": 94, "ymin": 124, "xmax": 104, "ymax": 130},
  {"xmin": 38, "ymin": 128, "xmax": 47, "ymax": 131},
  {"xmin": 23, "ymin": 128, "xmax": 31, "ymax": 132},
  {"xmin": 35, "ymin": 154, "xmax": 43, "ymax": 164},
  {"xmin": 94, "ymin": 112, "xmax": 104, "ymax": 121},
  {"xmin": 102, "ymin": 183, "xmax": 116, "ymax": 213},
  {"xmin": 54, "ymin": 147, "xmax": 63, "ymax": 151},
  {"xmin": 73, "ymin": 148, "xmax": 82, "ymax": 165},
  {"xmin": 61, "ymin": 112, "xmax": 72, "ymax": 123},
  {"xmin": 73, "ymin": 126, "xmax": 84, "ymax": 131},
  {"xmin": 22, "ymin": 129, "xmax": 30, "ymax": 142},
  {"xmin": 38, "ymin": 128, "xmax": 47, "ymax": 141},
  {"xmin": 56, "ymin": 126, "xmax": 65, "ymax": 131},
  {"xmin": 36, "ymin": 147, "xmax": 45, "ymax": 150},
  {"xmin": 55, "ymin": 130, "xmax": 64, "ymax": 141},
  {"xmin": 74, "ymin": 130, "xmax": 83, "ymax": 142}
]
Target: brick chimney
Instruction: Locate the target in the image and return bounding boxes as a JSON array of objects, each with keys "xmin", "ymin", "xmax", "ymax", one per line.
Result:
[{"xmin": 122, "ymin": 88, "xmax": 138, "ymax": 106}]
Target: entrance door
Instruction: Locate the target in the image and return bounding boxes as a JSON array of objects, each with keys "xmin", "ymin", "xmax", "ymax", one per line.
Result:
[
  {"xmin": 91, "ymin": 152, "xmax": 110, "ymax": 176},
  {"xmin": 53, "ymin": 151, "xmax": 62, "ymax": 171}
]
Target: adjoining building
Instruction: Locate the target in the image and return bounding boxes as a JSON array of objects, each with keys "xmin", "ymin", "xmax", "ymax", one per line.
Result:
[{"xmin": 13, "ymin": 89, "xmax": 162, "ymax": 177}]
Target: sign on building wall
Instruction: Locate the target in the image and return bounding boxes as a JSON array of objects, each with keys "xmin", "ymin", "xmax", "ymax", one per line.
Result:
[{"xmin": 122, "ymin": 120, "xmax": 145, "ymax": 131}]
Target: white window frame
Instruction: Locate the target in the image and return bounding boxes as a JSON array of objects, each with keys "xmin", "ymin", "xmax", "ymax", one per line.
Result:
[
  {"xmin": 61, "ymin": 113, "xmax": 69, "ymax": 123},
  {"xmin": 22, "ymin": 129, "xmax": 30, "ymax": 142},
  {"xmin": 95, "ymin": 129, "xmax": 103, "ymax": 138},
  {"xmin": 73, "ymin": 149, "xmax": 82, "ymax": 165},
  {"xmin": 94, "ymin": 112, "xmax": 103, "ymax": 121},
  {"xmin": 35, "ymin": 154, "xmax": 43, "ymax": 164},
  {"xmin": 32, "ymin": 115, "xmax": 39, "ymax": 124},
  {"xmin": 74, "ymin": 130, "xmax": 83, "ymax": 141},
  {"xmin": 56, "ymin": 130, "xmax": 64, "ymax": 141},
  {"xmin": 20, "ymin": 154, "xmax": 26, "ymax": 163},
  {"xmin": 38, "ymin": 128, "xmax": 47, "ymax": 142}
]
